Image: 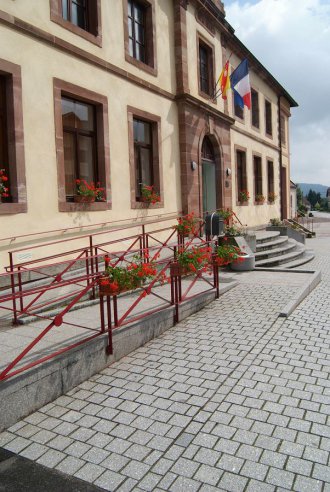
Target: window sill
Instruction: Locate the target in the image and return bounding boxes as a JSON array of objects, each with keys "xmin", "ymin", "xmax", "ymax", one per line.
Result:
[
  {"xmin": 59, "ymin": 201, "xmax": 111, "ymax": 212},
  {"xmin": 236, "ymin": 201, "xmax": 249, "ymax": 207},
  {"xmin": 50, "ymin": 14, "xmax": 102, "ymax": 47},
  {"xmin": 131, "ymin": 200, "xmax": 164, "ymax": 210},
  {"xmin": 0, "ymin": 203, "xmax": 27, "ymax": 214},
  {"xmin": 125, "ymin": 53, "xmax": 157, "ymax": 77},
  {"xmin": 254, "ymin": 202, "xmax": 265, "ymax": 206},
  {"xmin": 198, "ymin": 89, "xmax": 215, "ymax": 103}
]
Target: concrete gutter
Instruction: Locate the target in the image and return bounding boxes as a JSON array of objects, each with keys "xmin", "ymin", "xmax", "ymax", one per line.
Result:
[{"xmin": 279, "ymin": 270, "xmax": 321, "ymax": 317}]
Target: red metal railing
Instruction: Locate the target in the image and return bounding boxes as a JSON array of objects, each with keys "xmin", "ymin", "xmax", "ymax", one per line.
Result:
[{"xmin": 0, "ymin": 216, "xmax": 223, "ymax": 381}]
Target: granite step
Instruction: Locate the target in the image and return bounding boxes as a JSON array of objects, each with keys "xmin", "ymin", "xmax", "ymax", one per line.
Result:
[
  {"xmin": 255, "ymin": 239, "xmax": 297, "ymax": 261},
  {"xmin": 256, "ymin": 235, "xmax": 289, "ymax": 252},
  {"xmin": 255, "ymin": 244, "xmax": 306, "ymax": 268}
]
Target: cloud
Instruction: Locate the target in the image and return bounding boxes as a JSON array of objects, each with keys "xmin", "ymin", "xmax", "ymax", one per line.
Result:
[{"xmin": 225, "ymin": 0, "xmax": 330, "ymax": 185}]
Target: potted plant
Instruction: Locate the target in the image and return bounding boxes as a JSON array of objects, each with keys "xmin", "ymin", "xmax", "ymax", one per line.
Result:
[
  {"xmin": 255, "ymin": 194, "xmax": 265, "ymax": 204},
  {"xmin": 0, "ymin": 169, "xmax": 9, "ymax": 202},
  {"xmin": 268, "ymin": 192, "xmax": 277, "ymax": 203},
  {"xmin": 175, "ymin": 212, "xmax": 199, "ymax": 237},
  {"xmin": 74, "ymin": 179, "xmax": 106, "ymax": 203},
  {"xmin": 99, "ymin": 254, "xmax": 158, "ymax": 295},
  {"xmin": 214, "ymin": 243, "xmax": 245, "ymax": 267},
  {"xmin": 217, "ymin": 208, "xmax": 234, "ymax": 225},
  {"xmin": 141, "ymin": 184, "xmax": 161, "ymax": 205},
  {"xmin": 238, "ymin": 189, "xmax": 250, "ymax": 203},
  {"xmin": 173, "ymin": 245, "xmax": 212, "ymax": 275}
]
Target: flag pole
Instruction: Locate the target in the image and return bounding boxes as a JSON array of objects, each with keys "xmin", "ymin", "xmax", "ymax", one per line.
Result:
[{"xmin": 212, "ymin": 51, "xmax": 233, "ymax": 102}]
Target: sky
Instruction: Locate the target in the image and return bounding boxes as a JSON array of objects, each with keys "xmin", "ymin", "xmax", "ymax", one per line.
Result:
[{"xmin": 224, "ymin": 0, "xmax": 330, "ymax": 187}]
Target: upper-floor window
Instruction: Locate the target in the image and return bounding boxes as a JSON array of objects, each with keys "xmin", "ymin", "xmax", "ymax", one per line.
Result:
[
  {"xmin": 50, "ymin": 0, "xmax": 101, "ymax": 45},
  {"xmin": 62, "ymin": 0, "xmax": 87, "ymax": 30},
  {"xmin": 251, "ymin": 89, "xmax": 259, "ymax": 128},
  {"xmin": 198, "ymin": 40, "xmax": 214, "ymax": 97},
  {"xmin": 265, "ymin": 100, "xmax": 272, "ymax": 136},
  {"xmin": 128, "ymin": 0, "xmax": 146, "ymax": 63},
  {"xmin": 234, "ymin": 100, "xmax": 244, "ymax": 120},
  {"xmin": 124, "ymin": 0, "xmax": 156, "ymax": 75}
]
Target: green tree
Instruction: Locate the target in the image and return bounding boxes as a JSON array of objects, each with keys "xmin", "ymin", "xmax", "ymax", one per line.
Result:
[{"xmin": 296, "ymin": 185, "xmax": 303, "ymax": 208}]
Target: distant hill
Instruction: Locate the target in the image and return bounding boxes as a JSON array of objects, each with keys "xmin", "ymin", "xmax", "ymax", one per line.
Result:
[{"xmin": 297, "ymin": 183, "xmax": 329, "ymax": 198}]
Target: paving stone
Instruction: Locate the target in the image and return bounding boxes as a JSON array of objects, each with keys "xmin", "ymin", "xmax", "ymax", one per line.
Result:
[
  {"xmin": 171, "ymin": 457, "xmax": 200, "ymax": 478},
  {"xmin": 169, "ymin": 475, "xmax": 202, "ymax": 492},
  {"xmin": 193, "ymin": 447, "xmax": 221, "ymax": 466},
  {"xmin": 293, "ymin": 476, "xmax": 323, "ymax": 492},
  {"xmin": 94, "ymin": 469, "xmax": 126, "ymax": 490},
  {"xmin": 55, "ymin": 456, "xmax": 85, "ymax": 475},
  {"xmin": 266, "ymin": 467, "xmax": 294, "ymax": 489},
  {"xmin": 37, "ymin": 449, "xmax": 66, "ymax": 468},
  {"xmin": 121, "ymin": 460, "xmax": 150, "ymax": 480},
  {"xmin": 219, "ymin": 471, "xmax": 248, "ymax": 492},
  {"xmin": 217, "ymin": 454, "xmax": 244, "ymax": 474},
  {"xmin": 240, "ymin": 460, "xmax": 268, "ymax": 481},
  {"xmin": 74, "ymin": 462, "xmax": 105, "ymax": 482},
  {"xmin": 194, "ymin": 463, "xmax": 223, "ymax": 486}
]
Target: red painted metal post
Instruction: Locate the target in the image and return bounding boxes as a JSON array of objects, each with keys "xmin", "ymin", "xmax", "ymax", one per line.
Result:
[
  {"xmin": 89, "ymin": 235, "xmax": 96, "ymax": 299},
  {"xmin": 99, "ymin": 295, "xmax": 105, "ymax": 333},
  {"xmin": 9, "ymin": 252, "xmax": 18, "ymax": 325},
  {"xmin": 113, "ymin": 295, "xmax": 119, "ymax": 327},
  {"xmin": 17, "ymin": 266, "xmax": 24, "ymax": 312},
  {"xmin": 106, "ymin": 296, "xmax": 113, "ymax": 354}
]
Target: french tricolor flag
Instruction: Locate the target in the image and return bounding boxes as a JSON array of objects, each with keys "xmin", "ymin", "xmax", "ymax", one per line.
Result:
[{"xmin": 230, "ymin": 59, "xmax": 251, "ymax": 110}]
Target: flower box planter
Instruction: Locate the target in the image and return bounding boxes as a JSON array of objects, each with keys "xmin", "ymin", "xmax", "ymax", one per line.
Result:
[
  {"xmin": 74, "ymin": 195, "xmax": 96, "ymax": 203},
  {"xmin": 98, "ymin": 277, "xmax": 142, "ymax": 296}
]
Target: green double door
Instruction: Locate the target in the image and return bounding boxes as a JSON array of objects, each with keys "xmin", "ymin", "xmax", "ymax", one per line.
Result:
[{"xmin": 202, "ymin": 160, "xmax": 217, "ymax": 215}]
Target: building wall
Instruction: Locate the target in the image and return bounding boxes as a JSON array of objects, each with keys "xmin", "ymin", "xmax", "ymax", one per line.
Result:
[
  {"xmin": 0, "ymin": 0, "xmax": 296, "ymax": 270},
  {"xmin": 0, "ymin": 1, "xmax": 181, "ymax": 268}
]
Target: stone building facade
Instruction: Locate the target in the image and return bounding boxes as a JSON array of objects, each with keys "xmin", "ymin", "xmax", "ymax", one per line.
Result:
[{"xmin": 0, "ymin": 0, "xmax": 297, "ymax": 269}]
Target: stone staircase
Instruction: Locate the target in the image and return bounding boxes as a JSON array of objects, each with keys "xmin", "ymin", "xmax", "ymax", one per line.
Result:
[{"xmin": 255, "ymin": 231, "xmax": 314, "ymax": 269}]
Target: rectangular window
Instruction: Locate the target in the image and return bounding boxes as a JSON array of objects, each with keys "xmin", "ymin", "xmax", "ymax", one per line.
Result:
[
  {"xmin": 0, "ymin": 77, "xmax": 8, "ymax": 185},
  {"xmin": 128, "ymin": 107, "xmax": 163, "ymax": 208},
  {"xmin": 0, "ymin": 59, "xmax": 26, "ymax": 214},
  {"xmin": 124, "ymin": 0, "xmax": 156, "ymax": 74},
  {"xmin": 198, "ymin": 40, "xmax": 214, "ymax": 97},
  {"xmin": 236, "ymin": 150, "xmax": 247, "ymax": 202},
  {"xmin": 265, "ymin": 100, "xmax": 272, "ymax": 136},
  {"xmin": 267, "ymin": 160, "xmax": 274, "ymax": 194},
  {"xmin": 251, "ymin": 89, "xmax": 259, "ymax": 128},
  {"xmin": 54, "ymin": 79, "xmax": 111, "ymax": 212},
  {"xmin": 254, "ymin": 156, "xmax": 263, "ymax": 198},
  {"xmin": 62, "ymin": 97, "xmax": 97, "ymax": 199},
  {"xmin": 128, "ymin": 0, "xmax": 146, "ymax": 63},
  {"xmin": 234, "ymin": 103, "xmax": 244, "ymax": 120},
  {"xmin": 280, "ymin": 114, "xmax": 286, "ymax": 145},
  {"xmin": 50, "ymin": 0, "xmax": 101, "ymax": 45}
]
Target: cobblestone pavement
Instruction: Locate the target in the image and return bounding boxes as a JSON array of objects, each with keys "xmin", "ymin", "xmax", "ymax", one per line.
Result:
[{"xmin": 1, "ymin": 221, "xmax": 330, "ymax": 491}]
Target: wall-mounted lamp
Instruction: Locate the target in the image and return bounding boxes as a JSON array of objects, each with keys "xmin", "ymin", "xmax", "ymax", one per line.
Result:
[
  {"xmin": 226, "ymin": 168, "xmax": 232, "ymax": 177},
  {"xmin": 191, "ymin": 161, "xmax": 197, "ymax": 171}
]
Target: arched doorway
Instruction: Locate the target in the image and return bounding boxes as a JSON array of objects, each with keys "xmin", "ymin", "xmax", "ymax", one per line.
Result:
[{"xmin": 201, "ymin": 136, "xmax": 217, "ymax": 215}]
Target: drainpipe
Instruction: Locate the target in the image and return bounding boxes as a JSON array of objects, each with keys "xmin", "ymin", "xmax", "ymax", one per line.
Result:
[{"xmin": 278, "ymin": 95, "xmax": 284, "ymax": 220}]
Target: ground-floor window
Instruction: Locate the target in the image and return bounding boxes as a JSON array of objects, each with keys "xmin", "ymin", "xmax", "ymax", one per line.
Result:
[
  {"xmin": 54, "ymin": 79, "xmax": 111, "ymax": 211},
  {"xmin": 0, "ymin": 59, "xmax": 26, "ymax": 214},
  {"xmin": 128, "ymin": 106, "xmax": 163, "ymax": 208},
  {"xmin": 253, "ymin": 155, "xmax": 263, "ymax": 201}
]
